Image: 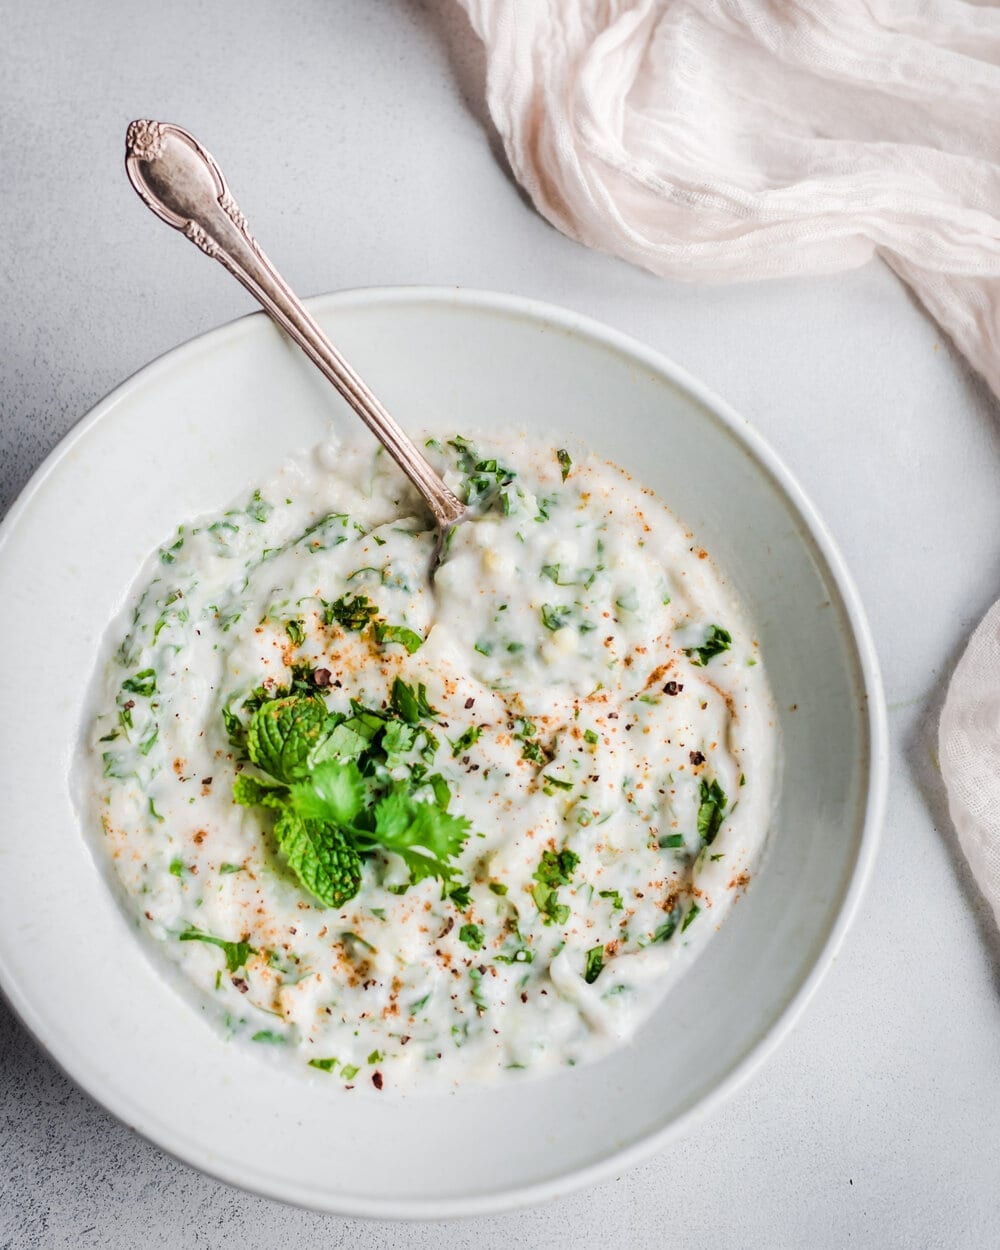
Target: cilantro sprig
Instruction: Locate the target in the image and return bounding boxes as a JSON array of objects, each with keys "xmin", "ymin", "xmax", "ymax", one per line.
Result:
[{"xmin": 230, "ymin": 687, "xmax": 470, "ymax": 909}]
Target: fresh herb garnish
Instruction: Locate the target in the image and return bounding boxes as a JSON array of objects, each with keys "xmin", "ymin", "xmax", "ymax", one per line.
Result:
[
  {"xmin": 449, "ymin": 883, "xmax": 472, "ymax": 910},
  {"xmin": 696, "ymin": 777, "xmax": 728, "ymax": 846},
  {"xmin": 556, "ymin": 448, "xmax": 572, "ymax": 480},
  {"xmin": 532, "ymin": 848, "xmax": 579, "ymax": 926},
  {"xmin": 251, "ymin": 1030, "xmax": 286, "ymax": 1044},
  {"xmin": 584, "ymin": 728, "xmax": 599, "ymax": 745},
  {"xmin": 308, "ymin": 1057, "xmax": 338, "ymax": 1072},
  {"xmin": 540, "ymin": 603, "xmax": 572, "ymax": 632},
  {"xmin": 681, "ymin": 902, "xmax": 701, "ymax": 933},
  {"xmin": 230, "ymin": 691, "xmax": 468, "ymax": 909},
  {"xmin": 685, "ymin": 625, "xmax": 732, "ymax": 667},
  {"xmin": 599, "ymin": 888, "xmax": 623, "ymax": 910},
  {"xmin": 584, "ymin": 945, "xmax": 604, "ymax": 984},
  {"xmin": 459, "ymin": 923, "xmax": 485, "ymax": 951},
  {"xmin": 322, "ymin": 593, "xmax": 378, "ymax": 632},
  {"xmin": 122, "ymin": 669, "xmax": 156, "ymax": 697},
  {"xmin": 390, "ymin": 677, "xmax": 437, "ymax": 724},
  {"xmin": 284, "ymin": 619, "xmax": 305, "ymax": 647},
  {"xmin": 179, "ymin": 927, "xmax": 254, "ymax": 973},
  {"xmin": 450, "ymin": 725, "xmax": 482, "ymax": 756},
  {"xmin": 373, "ymin": 622, "xmax": 424, "ymax": 654},
  {"xmin": 660, "ymin": 833, "xmax": 685, "ymax": 849}
]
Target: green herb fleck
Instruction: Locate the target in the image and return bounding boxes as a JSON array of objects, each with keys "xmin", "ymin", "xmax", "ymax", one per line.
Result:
[
  {"xmin": 696, "ymin": 777, "xmax": 728, "ymax": 846},
  {"xmin": 685, "ymin": 625, "xmax": 732, "ymax": 667},
  {"xmin": 556, "ymin": 448, "xmax": 572, "ymax": 480},
  {"xmin": 373, "ymin": 622, "xmax": 424, "ymax": 654},
  {"xmin": 122, "ymin": 669, "xmax": 156, "ymax": 697},
  {"xmin": 459, "ymin": 923, "xmax": 485, "ymax": 951},
  {"xmin": 584, "ymin": 945, "xmax": 604, "ymax": 984}
]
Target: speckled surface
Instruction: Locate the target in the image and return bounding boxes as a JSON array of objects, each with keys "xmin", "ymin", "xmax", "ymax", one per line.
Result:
[{"xmin": 3, "ymin": 1, "xmax": 1000, "ymax": 1246}]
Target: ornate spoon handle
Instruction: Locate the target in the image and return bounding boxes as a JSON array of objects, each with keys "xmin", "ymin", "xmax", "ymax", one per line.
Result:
[{"xmin": 124, "ymin": 120, "xmax": 466, "ymax": 530}]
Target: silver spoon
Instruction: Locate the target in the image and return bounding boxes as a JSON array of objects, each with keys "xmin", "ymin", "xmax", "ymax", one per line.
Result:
[{"xmin": 124, "ymin": 119, "xmax": 466, "ymax": 565}]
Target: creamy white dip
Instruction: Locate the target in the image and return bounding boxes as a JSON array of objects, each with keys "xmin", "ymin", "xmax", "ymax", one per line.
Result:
[{"xmin": 80, "ymin": 431, "xmax": 776, "ymax": 1090}]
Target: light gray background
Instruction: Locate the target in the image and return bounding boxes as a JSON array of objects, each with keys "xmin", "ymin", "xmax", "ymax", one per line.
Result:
[{"xmin": 2, "ymin": 2, "xmax": 999, "ymax": 1247}]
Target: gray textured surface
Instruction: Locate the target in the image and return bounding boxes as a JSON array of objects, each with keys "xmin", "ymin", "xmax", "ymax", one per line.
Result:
[{"xmin": 3, "ymin": 1, "xmax": 1000, "ymax": 1246}]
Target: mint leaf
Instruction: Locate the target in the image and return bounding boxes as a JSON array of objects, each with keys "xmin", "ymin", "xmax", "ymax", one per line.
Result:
[
  {"xmin": 232, "ymin": 774, "xmax": 285, "ymax": 807},
  {"xmin": 272, "ymin": 807, "xmax": 362, "ymax": 908},
  {"xmin": 179, "ymin": 928, "xmax": 254, "ymax": 973},
  {"xmin": 685, "ymin": 625, "xmax": 732, "ymax": 667},
  {"xmin": 287, "ymin": 758, "xmax": 365, "ymax": 826},
  {"xmin": 373, "ymin": 622, "xmax": 424, "ymax": 654},
  {"xmin": 247, "ymin": 695, "xmax": 330, "ymax": 783}
]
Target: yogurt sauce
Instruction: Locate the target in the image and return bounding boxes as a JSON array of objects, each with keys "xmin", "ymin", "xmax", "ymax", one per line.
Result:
[{"xmin": 80, "ymin": 430, "xmax": 777, "ymax": 1090}]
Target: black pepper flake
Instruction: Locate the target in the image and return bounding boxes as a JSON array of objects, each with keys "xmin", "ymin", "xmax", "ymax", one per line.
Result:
[
  {"xmin": 313, "ymin": 668, "xmax": 331, "ymax": 687},
  {"xmin": 400, "ymin": 1035, "xmax": 411, "ymax": 1045},
  {"xmin": 232, "ymin": 977, "xmax": 249, "ymax": 994},
  {"xmin": 201, "ymin": 777, "xmax": 213, "ymax": 786},
  {"xmin": 663, "ymin": 681, "xmax": 683, "ymax": 695},
  {"xmin": 332, "ymin": 679, "xmax": 343, "ymax": 688},
  {"xmin": 372, "ymin": 1071, "xmax": 383, "ymax": 1090},
  {"xmin": 689, "ymin": 751, "xmax": 705, "ymax": 766},
  {"xmin": 464, "ymin": 697, "xmax": 475, "ymax": 709}
]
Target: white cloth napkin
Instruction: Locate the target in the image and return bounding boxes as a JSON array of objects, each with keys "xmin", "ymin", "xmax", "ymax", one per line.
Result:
[{"xmin": 457, "ymin": 0, "xmax": 1000, "ymax": 916}]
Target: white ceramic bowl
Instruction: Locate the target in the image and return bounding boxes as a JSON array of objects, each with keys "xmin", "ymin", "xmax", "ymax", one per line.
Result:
[{"xmin": 0, "ymin": 289, "xmax": 886, "ymax": 1217}]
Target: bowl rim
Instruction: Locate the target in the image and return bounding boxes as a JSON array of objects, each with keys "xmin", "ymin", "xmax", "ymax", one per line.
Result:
[{"xmin": 0, "ymin": 285, "xmax": 887, "ymax": 1219}]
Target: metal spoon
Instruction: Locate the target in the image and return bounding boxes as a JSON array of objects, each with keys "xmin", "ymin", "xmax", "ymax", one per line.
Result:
[{"xmin": 123, "ymin": 119, "xmax": 466, "ymax": 564}]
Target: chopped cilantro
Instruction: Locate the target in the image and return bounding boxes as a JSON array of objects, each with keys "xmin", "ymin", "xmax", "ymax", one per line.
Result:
[
  {"xmin": 251, "ymin": 1030, "xmax": 286, "ymax": 1044},
  {"xmin": 660, "ymin": 833, "xmax": 685, "ymax": 849},
  {"xmin": 696, "ymin": 778, "xmax": 728, "ymax": 846},
  {"xmin": 179, "ymin": 928, "xmax": 254, "ymax": 973},
  {"xmin": 450, "ymin": 725, "xmax": 482, "ymax": 756},
  {"xmin": 449, "ymin": 884, "xmax": 472, "ymax": 910},
  {"xmin": 373, "ymin": 622, "xmax": 424, "ymax": 654},
  {"xmin": 556, "ymin": 448, "xmax": 572, "ymax": 480},
  {"xmin": 389, "ymin": 677, "xmax": 436, "ymax": 724},
  {"xmin": 122, "ymin": 669, "xmax": 156, "ymax": 697},
  {"xmin": 584, "ymin": 945, "xmax": 604, "ymax": 984},
  {"xmin": 681, "ymin": 902, "xmax": 701, "ymax": 933},
  {"xmin": 599, "ymin": 888, "xmax": 623, "ymax": 910},
  {"xmin": 284, "ymin": 619, "xmax": 305, "ymax": 646},
  {"xmin": 540, "ymin": 603, "xmax": 572, "ymax": 631},
  {"xmin": 584, "ymin": 728, "xmax": 599, "ymax": 745},
  {"xmin": 685, "ymin": 625, "xmax": 732, "ymax": 667},
  {"xmin": 459, "ymin": 923, "xmax": 485, "ymax": 951},
  {"xmin": 340, "ymin": 1064, "xmax": 360, "ymax": 1080},
  {"xmin": 322, "ymin": 593, "xmax": 377, "ymax": 632},
  {"xmin": 309, "ymin": 1057, "xmax": 338, "ymax": 1072},
  {"xmin": 489, "ymin": 882, "xmax": 508, "ymax": 896},
  {"xmin": 168, "ymin": 857, "xmax": 185, "ymax": 878}
]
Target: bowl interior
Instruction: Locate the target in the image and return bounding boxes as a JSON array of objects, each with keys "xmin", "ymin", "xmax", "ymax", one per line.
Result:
[{"xmin": 0, "ymin": 290, "xmax": 882, "ymax": 1216}]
